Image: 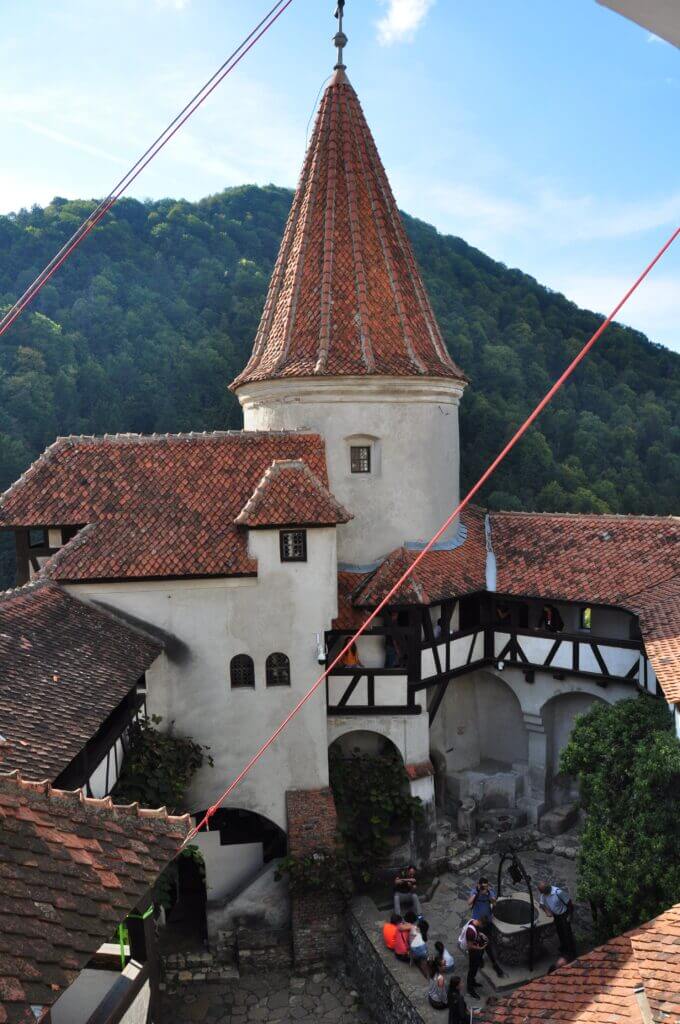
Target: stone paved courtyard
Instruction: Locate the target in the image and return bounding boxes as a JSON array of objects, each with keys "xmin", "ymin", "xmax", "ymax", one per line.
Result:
[
  {"xmin": 363, "ymin": 833, "xmax": 593, "ymax": 1020},
  {"xmin": 161, "ymin": 968, "xmax": 373, "ymax": 1024}
]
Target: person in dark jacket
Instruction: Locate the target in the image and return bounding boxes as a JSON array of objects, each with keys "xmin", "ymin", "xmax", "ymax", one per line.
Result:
[{"xmin": 447, "ymin": 976, "xmax": 468, "ymax": 1024}]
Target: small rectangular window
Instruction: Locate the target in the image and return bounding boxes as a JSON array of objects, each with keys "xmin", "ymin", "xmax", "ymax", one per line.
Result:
[
  {"xmin": 28, "ymin": 528, "xmax": 47, "ymax": 549},
  {"xmin": 350, "ymin": 445, "xmax": 371, "ymax": 474},
  {"xmin": 580, "ymin": 607, "xmax": 592, "ymax": 631},
  {"xmin": 280, "ymin": 529, "xmax": 307, "ymax": 563}
]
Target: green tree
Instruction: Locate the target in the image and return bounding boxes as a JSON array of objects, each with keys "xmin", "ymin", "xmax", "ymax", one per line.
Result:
[
  {"xmin": 0, "ymin": 188, "xmax": 678, "ymax": 589},
  {"xmin": 560, "ymin": 696, "xmax": 680, "ymax": 939},
  {"xmin": 113, "ymin": 715, "xmax": 213, "ymax": 813}
]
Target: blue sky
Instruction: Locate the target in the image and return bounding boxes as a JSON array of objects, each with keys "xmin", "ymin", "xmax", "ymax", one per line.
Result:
[{"xmin": 1, "ymin": 0, "xmax": 679, "ymax": 351}]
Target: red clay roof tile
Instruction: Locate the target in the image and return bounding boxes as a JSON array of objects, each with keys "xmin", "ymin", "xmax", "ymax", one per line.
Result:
[
  {"xmin": 0, "ymin": 432, "xmax": 330, "ymax": 582},
  {"xmin": 231, "ymin": 73, "xmax": 466, "ymax": 389},
  {"xmin": 0, "ymin": 581, "xmax": 160, "ymax": 782},
  {"xmin": 477, "ymin": 902, "xmax": 680, "ymax": 1024},
  {"xmin": 235, "ymin": 459, "xmax": 351, "ymax": 528},
  {"xmin": 0, "ymin": 772, "xmax": 189, "ymax": 1024}
]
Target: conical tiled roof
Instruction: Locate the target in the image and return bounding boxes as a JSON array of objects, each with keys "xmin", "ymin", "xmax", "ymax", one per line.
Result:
[{"xmin": 231, "ymin": 70, "xmax": 466, "ymax": 389}]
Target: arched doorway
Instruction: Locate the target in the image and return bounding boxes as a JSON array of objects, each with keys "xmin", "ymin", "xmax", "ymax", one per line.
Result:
[
  {"xmin": 541, "ymin": 692, "xmax": 608, "ymax": 805},
  {"xmin": 432, "ymin": 670, "xmax": 529, "ymax": 822},
  {"xmin": 329, "ymin": 729, "xmax": 403, "ymax": 760},
  {"xmin": 328, "ymin": 730, "xmax": 418, "ymax": 873},
  {"xmin": 194, "ymin": 806, "xmax": 287, "ymax": 905}
]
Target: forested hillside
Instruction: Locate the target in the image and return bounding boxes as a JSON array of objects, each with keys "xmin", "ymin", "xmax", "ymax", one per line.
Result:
[{"xmin": 1, "ymin": 186, "xmax": 678, "ymax": 586}]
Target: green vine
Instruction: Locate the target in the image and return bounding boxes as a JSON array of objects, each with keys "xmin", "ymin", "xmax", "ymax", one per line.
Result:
[
  {"xmin": 153, "ymin": 843, "xmax": 206, "ymax": 911},
  {"xmin": 275, "ymin": 849, "xmax": 353, "ymax": 900},
  {"xmin": 113, "ymin": 714, "xmax": 213, "ymax": 814},
  {"xmin": 329, "ymin": 748, "xmax": 423, "ymax": 884}
]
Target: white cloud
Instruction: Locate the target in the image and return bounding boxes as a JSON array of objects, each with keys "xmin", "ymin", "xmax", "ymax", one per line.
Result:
[
  {"xmin": 646, "ymin": 32, "xmax": 668, "ymax": 45},
  {"xmin": 12, "ymin": 118, "xmax": 126, "ymax": 166},
  {"xmin": 376, "ymin": 0, "xmax": 435, "ymax": 46},
  {"xmin": 556, "ymin": 272, "xmax": 680, "ymax": 350},
  {"xmin": 154, "ymin": 0, "xmax": 190, "ymax": 9},
  {"xmin": 418, "ymin": 179, "xmax": 680, "ymax": 248}
]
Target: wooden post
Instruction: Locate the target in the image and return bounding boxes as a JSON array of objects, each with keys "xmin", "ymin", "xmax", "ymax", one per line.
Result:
[{"xmin": 127, "ymin": 906, "xmax": 160, "ymax": 1023}]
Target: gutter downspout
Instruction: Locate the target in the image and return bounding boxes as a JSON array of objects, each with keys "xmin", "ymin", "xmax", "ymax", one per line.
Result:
[{"xmin": 485, "ymin": 514, "xmax": 497, "ymax": 593}]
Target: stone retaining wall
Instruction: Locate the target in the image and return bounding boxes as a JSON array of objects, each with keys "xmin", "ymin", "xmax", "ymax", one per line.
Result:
[{"xmin": 344, "ymin": 896, "xmax": 426, "ymax": 1024}]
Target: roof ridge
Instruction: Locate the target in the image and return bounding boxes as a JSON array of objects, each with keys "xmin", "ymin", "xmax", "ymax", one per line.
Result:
[
  {"xmin": 235, "ymin": 458, "xmax": 351, "ymax": 527},
  {"xmin": 0, "ymin": 576, "xmax": 53, "ymax": 604},
  {"xmin": 492, "ymin": 509, "xmax": 679, "ymax": 522},
  {"xmin": 0, "ymin": 768, "xmax": 190, "ymax": 829}
]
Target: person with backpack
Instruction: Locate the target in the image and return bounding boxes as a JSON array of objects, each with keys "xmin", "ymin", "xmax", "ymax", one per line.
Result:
[
  {"xmin": 458, "ymin": 917, "xmax": 487, "ymax": 998},
  {"xmin": 538, "ymin": 880, "xmax": 576, "ymax": 959},
  {"xmin": 467, "ymin": 876, "xmax": 506, "ymax": 978}
]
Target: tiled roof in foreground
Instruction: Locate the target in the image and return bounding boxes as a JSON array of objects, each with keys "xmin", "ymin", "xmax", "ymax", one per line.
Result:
[
  {"xmin": 235, "ymin": 459, "xmax": 351, "ymax": 528},
  {"xmin": 0, "ymin": 432, "xmax": 329, "ymax": 582},
  {"xmin": 478, "ymin": 901, "xmax": 680, "ymax": 1024},
  {"xmin": 0, "ymin": 772, "xmax": 189, "ymax": 1024},
  {"xmin": 0, "ymin": 581, "xmax": 161, "ymax": 781},
  {"xmin": 231, "ymin": 70, "xmax": 466, "ymax": 390}
]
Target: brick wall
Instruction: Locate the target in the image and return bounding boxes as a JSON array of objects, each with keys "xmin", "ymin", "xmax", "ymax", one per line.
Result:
[{"xmin": 286, "ymin": 788, "xmax": 344, "ymax": 969}]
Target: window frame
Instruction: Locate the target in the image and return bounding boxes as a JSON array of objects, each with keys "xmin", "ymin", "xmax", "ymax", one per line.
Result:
[
  {"xmin": 266, "ymin": 652, "xmax": 291, "ymax": 687},
  {"xmin": 28, "ymin": 528, "xmax": 48, "ymax": 549},
  {"xmin": 279, "ymin": 529, "xmax": 307, "ymax": 563},
  {"xmin": 230, "ymin": 653, "xmax": 255, "ymax": 689},
  {"xmin": 350, "ymin": 444, "xmax": 372, "ymax": 475}
]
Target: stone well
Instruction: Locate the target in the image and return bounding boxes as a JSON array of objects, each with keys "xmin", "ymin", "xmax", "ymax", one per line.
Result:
[{"xmin": 490, "ymin": 892, "xmax": 553, "ymax": 966}]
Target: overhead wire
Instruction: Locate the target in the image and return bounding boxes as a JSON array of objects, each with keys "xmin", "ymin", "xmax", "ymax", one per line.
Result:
[
  {"xmin": 183, "ymin": 221, "xmax": 680, "ymax": 847},
  {"xmin": 0, "ymin": 0, "xmax": 296, "ymax": 341}
]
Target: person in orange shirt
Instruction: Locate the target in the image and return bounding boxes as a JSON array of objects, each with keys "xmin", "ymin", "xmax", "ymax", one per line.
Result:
[
  {"xmin": 341, "ymin": 641, "xmax": 362, "ymax": 667},
  {"xmin": 383, "ymin": 913, "xmax": 402, "ymax": 950}
]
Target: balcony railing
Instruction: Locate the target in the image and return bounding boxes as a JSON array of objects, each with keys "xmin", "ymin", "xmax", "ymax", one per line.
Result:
[{"xmin": 324, "ymin": 622, "xmax": 655, "ymax": 718}]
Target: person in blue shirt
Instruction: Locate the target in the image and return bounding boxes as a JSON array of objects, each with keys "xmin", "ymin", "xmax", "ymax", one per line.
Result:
[
  {"xmin": 467, "ymin": 877, "xmax": 505, "ymax": 977},
  {"xmin": 538, "ymin": 880, "xmax": 576, "ymax": 958}
]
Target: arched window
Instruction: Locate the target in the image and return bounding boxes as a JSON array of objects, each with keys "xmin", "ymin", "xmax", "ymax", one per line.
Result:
[
  {"xmin": 230, "ymin": 654, "xmax": 255, "ymax": 689},
  {"xmin": 266, "ymin": 653, "xmax": 290, "ymax": 687}
]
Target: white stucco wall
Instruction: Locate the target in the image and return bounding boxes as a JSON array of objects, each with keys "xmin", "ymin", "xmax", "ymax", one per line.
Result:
[
  {"xmin": 193, "ymin": 833, "xmax": 263, "ymax": 902},
  {"xmin": 67, "ymin": 526, "xmax": 339, "ymax": 833},
  {"xmin": 238, "ymin": 376, "xmax": 464, "ymax": 564},
  {"xmin": 429, "ymin": 665, "xmax": 635, "ymax": 808},
  {"xmin": 327, "ymin": 713, "xmax": 430, "ymax": 767},
  {"xmin": 50, "ymin": 964, "xmax": 149, "ymax": 1024}
]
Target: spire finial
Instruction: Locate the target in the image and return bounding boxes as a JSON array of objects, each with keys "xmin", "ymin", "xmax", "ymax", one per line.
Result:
[{"xmin": 334, "ymin": 1, "xmax": 347, "ymax": 70}]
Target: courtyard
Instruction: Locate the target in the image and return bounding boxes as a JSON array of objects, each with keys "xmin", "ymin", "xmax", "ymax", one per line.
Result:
[
  {"xmin": 160, "ymin": 827, "xmax": 589, "ymax": 1024},
  {"xmin": 161, "ymin": 967, "xmax": 373, "ymax": 1024}
]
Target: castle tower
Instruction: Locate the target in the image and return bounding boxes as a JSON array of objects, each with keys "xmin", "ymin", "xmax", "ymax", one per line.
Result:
[{"xmin": 231, "ymin": 18, "xmax": 467, "ymax": 564}]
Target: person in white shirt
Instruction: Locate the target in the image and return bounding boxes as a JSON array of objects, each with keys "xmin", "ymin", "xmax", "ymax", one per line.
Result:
[{"xmin": 434, "ymin": 940, "xmax": 455, "ymax": 973}]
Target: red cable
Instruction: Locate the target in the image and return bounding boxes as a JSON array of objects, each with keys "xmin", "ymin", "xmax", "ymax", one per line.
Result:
[
  {"xmin": 0, "ymin": 0, "xmax": 295, "ymax": 340},
  {"xmin": 184, "ymin": 222, "xmax": 680, "ymax": 845}
]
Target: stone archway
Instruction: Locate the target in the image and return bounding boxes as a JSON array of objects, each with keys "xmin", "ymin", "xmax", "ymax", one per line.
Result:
[
  {"xmin": 432, "ymin": 669, "xmax": 530, "ymax": 825},
  {"xmin": 329, "ymin": 728, "xmax": 403, "ymax": 761},
  {"xmin": 541, "ymin": 692, "xmax": 608, "ymax": 805}
]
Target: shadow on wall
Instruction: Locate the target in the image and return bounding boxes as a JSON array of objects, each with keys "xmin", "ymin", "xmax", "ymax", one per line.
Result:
[{"xmin": 541, "ymin": 692, "xmax": 607, "ymax": 806}]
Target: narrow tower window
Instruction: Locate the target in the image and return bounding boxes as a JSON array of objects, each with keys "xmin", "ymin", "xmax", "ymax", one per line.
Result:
[
  {"xmin": 266, "ymin": 653, "xmax": 291, "ymax": 687},
  {"xmin": 280, "ymin": 529, "xmax": 307, "ymax": 562},
  {"xmin": 230, "ymin": 654, "xmax": 255, "ymax": 688},
  {"xmin": 580, "ymin": 607, "xmax": 592, "ymax": 631},
  {"xmin": 350, "ymin": 445, "xmax": 371, "ymax": 474}
]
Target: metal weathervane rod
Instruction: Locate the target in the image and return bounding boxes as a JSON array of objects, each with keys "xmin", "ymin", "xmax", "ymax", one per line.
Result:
[{"xmin": 334, "ymin": 0, "xmax": 347, "ymax": 69}]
